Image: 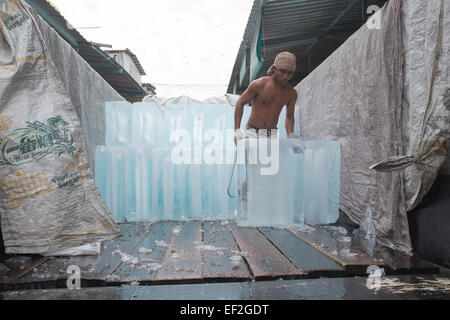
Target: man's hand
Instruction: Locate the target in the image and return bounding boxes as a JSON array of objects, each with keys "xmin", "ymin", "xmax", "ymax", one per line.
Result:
[
  {"xmin": 234, "ymin": 129, "xmax": 245, "ymax": 145},
  {"xmin": 287, "ymin": 133, "xmax": 304, "ymax": 153}
]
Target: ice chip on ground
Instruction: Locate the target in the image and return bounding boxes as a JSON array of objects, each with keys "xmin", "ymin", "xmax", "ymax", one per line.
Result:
[
  {"xmin": 338, "ymin": 236, "xmax": 352, "ymax": 244},
  {"xmin": 340, "ymin": 248, "xmax": 358, "ymax": 257},
  {"xmin": 172, "ymin": 225, "xmax": 182, "ymax": 235},
  {"xmin": 155, "ymin": 240, "xmax": 168, "ymax": 247},
  {"xmin": 195, "ymin": 244, "xmax": 225, "ymax": 254},
  {"xmin": 106, "ymin": 274, "xmax": 121, "ymax": 281},
  {"xmin": 171, "ymin": 252, "xmax": 180, "ymax": 258},
  {"xmin": 138, "ymin": 247, "xmax": 153, "ymax": 254},
  {"xmin": 147, "ymin": 263, "xmax": 161, "ymax": 273},
  {"xmin": 113, "ymin": 249, "xmax": 138, "ymax": 265},
  {"xmin": 230, "ymin": 255, "xmax": 242, "ymax": 264},
  {"xmin": 231, "ymin": 250, "xmax": 247, "ymax": 256},
  {"xmin": 129, "ymin": 281, "xmax": 140, "ymax": 286},
  {"xmin": 336, "ymin": 226, "xmax": 348, "ymax": 235},
  {"xmin": 289, "ymin": 224, "xmax": 315, "ymax": 233},
  {"xmin": 328, "ymin": 226, "xmax": 348, "ymax": 235},
  {"xmin": 137, "ymin": 262, "xmax": 162, "ymax": 273}
]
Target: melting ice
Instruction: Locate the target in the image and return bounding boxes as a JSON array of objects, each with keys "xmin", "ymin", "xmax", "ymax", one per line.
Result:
[{"xmin": 95, "ymin": 100, "xmax": 341, "ymax": 226}]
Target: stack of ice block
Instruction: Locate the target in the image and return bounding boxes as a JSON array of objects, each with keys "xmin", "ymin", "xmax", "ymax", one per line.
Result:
[
  {"xmin": 96, "ymin": 101, "xmax": 251, "ymax": 222},
  {"xmin": 95, "ymin": 145, "xmax": 238, "ymax": 221},
  {"xmin": 95, "ymin": 100, "xmax": 340, "ymax": 225}
]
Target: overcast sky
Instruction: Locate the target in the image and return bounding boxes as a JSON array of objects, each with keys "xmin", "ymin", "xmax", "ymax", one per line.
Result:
[{"xmin": 49, "ymin": 0, "xmax": 254, "ymax": 100}]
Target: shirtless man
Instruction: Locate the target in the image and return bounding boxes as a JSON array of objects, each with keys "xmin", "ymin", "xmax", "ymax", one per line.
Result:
[{"xmin": 234, "ymin": 51, "xmax": 299, "ymax": 142}]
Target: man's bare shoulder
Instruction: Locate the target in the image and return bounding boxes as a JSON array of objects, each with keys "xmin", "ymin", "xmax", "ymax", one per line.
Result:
[{"xmin": 249, "ymin": 76, "xmax": 270, "ymax": 90}]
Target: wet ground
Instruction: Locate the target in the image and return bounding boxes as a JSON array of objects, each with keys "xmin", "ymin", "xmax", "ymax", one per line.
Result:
[
  {"xmin": 1, "ymin": 220, "xmax": 449, "ymax": 300},
  {"xmin": 2, "ymin": 274, "xmax": 450, "ymax": 300}
]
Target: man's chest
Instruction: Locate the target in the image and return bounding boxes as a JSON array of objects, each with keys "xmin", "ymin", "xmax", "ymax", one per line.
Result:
[{"xmin": 256, "ymin": 88, "xmax": 290, "ymax": 107}]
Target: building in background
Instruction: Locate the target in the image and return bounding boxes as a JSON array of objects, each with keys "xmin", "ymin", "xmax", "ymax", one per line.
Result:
[
  {"xmin": 25, "ymin": 0, "xmax": 153, "ymax": 102},
  {"xmin": 105, "ymin": 49, "xmax": 146, "ymax": 84},
  {"xmin": 105, "ymin": 48, "xmax": 157, "ymax": 98}
]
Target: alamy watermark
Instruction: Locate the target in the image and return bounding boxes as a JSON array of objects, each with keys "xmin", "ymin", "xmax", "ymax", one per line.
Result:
[
  {"xmin": 367, "ymin": 5, "xmax": 382, "ymax": 30},
  {"xmin": 66, "ymin": 265, "xmax": 81, "ymax": 289},
  {"xmin": 366, "ymin": 265, "xmax": 385, "ymax": 291},
  {"xmin": 170, "ymin": 129, "xmax": 281, "ymax": 176}
]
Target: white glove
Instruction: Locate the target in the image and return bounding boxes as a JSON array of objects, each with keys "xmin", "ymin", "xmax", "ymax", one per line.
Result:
[
  {"xmin": 234, "ymin": 129, "xmax": 245, "ymax": 145},
  {"xmin": 287, "ymin": 133, "xmax": 304, "ymax": 153}
]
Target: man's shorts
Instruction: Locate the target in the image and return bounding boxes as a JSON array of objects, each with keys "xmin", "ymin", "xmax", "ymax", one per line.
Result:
[{"xmin": 245, "ymin": 123, "xmax": 278, "ymax": 138}]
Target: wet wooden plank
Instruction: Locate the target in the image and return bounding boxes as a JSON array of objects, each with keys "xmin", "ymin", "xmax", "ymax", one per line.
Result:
[
  {"xmin": 259, "ymin": 227, "xmax": 345, "ymax": 276},
  {"xmin": 154, "ymin": 221, "xmax": 203, "ymax": 281},
  {"xmin": 132, "ymin": 274, "xmax": 450, "ymax": 300},
  {"xmin": 229, "ymin": 223, "xmax": 303, "ymax": 279},
  {"xmin": 0, "ymin": 256, "xmax": 49, "ymax": 284},
  {"xmin": 87, "ymin": 222, "xmax": 153, "ymax": 280},
  {"xmin": 288, "ymin": 225, "xmax": 384, "ymax": 275},
  {"xmin": 3, "ymin": 274, "xmax": 450, "ymax": 300},
  {"xmin": 110, "ymin": 221, "xmax": 179, "ymax": 282},
  {"xmin": 201, "ymin": 221, "xmax": 251, "ymax": 281},
  {"xmin": 9, "ymin": 222, "xmax": 149, "ymax": 284},
  {"xmin": 1, "ymin": 285, "xmax": 138, "ymax": 300},
  {"xmin": 349, "ymin": 233, "xmax": 441, "ymax": 275}
]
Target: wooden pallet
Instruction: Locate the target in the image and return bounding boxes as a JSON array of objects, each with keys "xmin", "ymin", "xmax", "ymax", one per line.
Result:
[{"xmin": 0, "ymin": 220, "xmax": 441, "ymax": 291}]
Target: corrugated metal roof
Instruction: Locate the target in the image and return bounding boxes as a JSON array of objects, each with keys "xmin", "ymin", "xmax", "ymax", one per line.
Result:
[
  {"xmin": 24, "ymin": 0, "xmax": 149, "ymax": 102},
  {"xmin": 227, "ymin": 0, "xmax": 389, "ymax": 94}
]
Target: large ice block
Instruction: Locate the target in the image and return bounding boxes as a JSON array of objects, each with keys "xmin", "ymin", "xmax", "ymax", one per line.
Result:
[{"xmin": 237, "ymin": 138, "xmax": 340, "ymax": 226}]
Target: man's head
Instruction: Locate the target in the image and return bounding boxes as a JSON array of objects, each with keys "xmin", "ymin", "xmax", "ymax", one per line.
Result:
[{"xmin": 267, "ymin": 52, "xmax": 296, "ymax": 79}]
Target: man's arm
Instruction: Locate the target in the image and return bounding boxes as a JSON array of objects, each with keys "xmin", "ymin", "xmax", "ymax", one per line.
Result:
[
  {"xmin": 285, "ymin": 89, "xmax": 298, "ymax": 135},
  {"xmin": 234, "ymin": 80, "xmax": 261, "ymax": 130}
]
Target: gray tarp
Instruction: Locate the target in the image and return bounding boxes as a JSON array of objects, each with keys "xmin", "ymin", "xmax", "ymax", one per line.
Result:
[
  {"xmin": 296, "ymin": 0, "xmax": 450, "ymax": 253},
  {"xmin": 0, "ymin": 0, "xmax": 122, "ymax": 253},
  {"xmin": 30, "ymin": 2, "xmax": 126, "ymax": 171},
  {"xmin": 400, "ymin": 0, "xmax": 450, "ymax": 209},
  {"xmin": 295, "ymin": 0, "xmax": 406, "ymax": 253}
]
